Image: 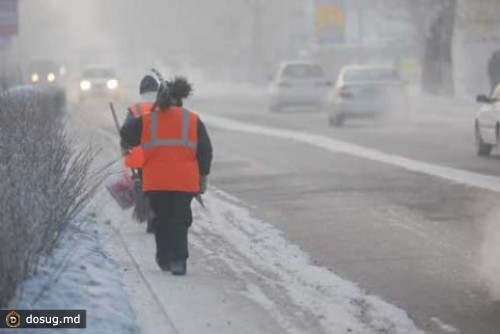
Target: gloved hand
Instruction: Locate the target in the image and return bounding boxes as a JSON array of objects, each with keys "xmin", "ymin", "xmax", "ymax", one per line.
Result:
[{"xmin": 199, "ymin": 175, "xmax": 207, "ymax": 194}]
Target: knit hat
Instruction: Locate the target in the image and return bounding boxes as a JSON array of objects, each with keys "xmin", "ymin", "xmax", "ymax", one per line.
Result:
[{"xmin": 139, "ymin": 74, "xmax": 159, "ymax": 94}]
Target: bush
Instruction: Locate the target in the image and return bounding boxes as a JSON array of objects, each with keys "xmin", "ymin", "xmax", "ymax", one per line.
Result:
[{"xmin": 0, "ymin": 86, "xmax": 96, "ymax": 306}]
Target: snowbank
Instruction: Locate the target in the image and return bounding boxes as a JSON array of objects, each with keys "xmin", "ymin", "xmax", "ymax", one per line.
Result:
[{"xmin": 12, "ymin": 214, "xmax": 139, "ymax": 334}]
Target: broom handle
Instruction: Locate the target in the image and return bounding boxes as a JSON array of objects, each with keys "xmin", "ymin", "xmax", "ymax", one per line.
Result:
[{"xmin": 109, "ymin": 102, "xmax": 121, "ymax": 136}]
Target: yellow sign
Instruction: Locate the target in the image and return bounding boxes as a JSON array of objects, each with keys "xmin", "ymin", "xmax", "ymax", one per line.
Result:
[{"xmin": 314, "ymin": 0, "xmax": 345, "ymax": 44}]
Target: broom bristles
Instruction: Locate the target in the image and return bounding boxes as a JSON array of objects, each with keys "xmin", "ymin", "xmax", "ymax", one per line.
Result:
[{"xmin": 132, "ymin": 173, "xmax": 148, "ymax": 223}]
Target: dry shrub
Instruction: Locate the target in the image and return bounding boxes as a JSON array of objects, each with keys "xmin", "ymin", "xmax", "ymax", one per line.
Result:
[{"xmin": 0, "ymin": 86, "xmax": 96, "ymax": 306}]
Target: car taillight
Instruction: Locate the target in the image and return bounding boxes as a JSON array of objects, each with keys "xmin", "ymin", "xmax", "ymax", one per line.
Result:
[{"xmin": 338, "ymin": 86, "xmax": 352, "ymax": 98}]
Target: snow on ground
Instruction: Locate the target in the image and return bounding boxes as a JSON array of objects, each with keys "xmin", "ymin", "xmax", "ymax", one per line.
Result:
[
  {"xmin": 190, "ymin": 189, "xmax": 423, "ymax": 334},
  {"xmin": 93, "ymin": 163, "xmax": 423, "ymax": 334},
  {"xmin": 11, "ymin": 105, "xmax": 424, "ymax": 334},
  {"xmin": 11, "ymin": 212, "xmax": 139, "ymax": 334}
]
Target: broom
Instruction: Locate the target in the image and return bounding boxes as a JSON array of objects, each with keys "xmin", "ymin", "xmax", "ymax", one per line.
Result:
[{"xmin": 109, "ymin": 102, "xmax": 148, "ymax": 223}]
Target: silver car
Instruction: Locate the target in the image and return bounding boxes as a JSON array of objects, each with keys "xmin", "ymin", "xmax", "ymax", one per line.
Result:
[
  {"xmin": 268, "ymin": 61, "xmax": 332, "ymax": 112},
  {"xmin": 474, "ymin": 83, "xmax": 500, "ymax": 156},
  {"xmin": 78, "ymin": 66, "xmax": 122, "ymax": 103},
  {"xmin": 328, "ymin": 65, "xmax": 408, "ymax": 126}
]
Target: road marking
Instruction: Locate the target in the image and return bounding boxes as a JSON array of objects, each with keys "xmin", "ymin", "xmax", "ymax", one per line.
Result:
[
  {"xmin": 430, "ymin": 317, "xmax": 460, "ymax": 333},
  {"xmin": 204, "ymin": 114, "xmax": 500, "ymax": 194}
]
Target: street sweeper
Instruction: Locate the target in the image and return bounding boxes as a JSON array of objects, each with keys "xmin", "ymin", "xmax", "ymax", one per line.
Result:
[
  {"xmin": 121, "ymin": 74, "xmax": 160, "ymax": 233},
  {"xmin": 120, "ymin": 75, "xmax": 213, "ymax": 275}
]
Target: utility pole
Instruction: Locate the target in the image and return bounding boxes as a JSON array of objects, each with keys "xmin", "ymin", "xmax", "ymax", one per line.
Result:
[
  {"xmin": 357, "ymin": 0, "xmax": 365, "ymax": 63},
  {"xmin": 245, "ymin": 0, "xmax": 263, "ymax": 81}
]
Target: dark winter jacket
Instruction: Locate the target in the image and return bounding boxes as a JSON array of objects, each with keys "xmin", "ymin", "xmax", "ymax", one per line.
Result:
[
  {"xmin": 488, "ymin": 50, "xmax": 500, "ymax": 91},
  {"xmin": 120, "ymin": 111, "xmax": 213, "ymax": 177}
]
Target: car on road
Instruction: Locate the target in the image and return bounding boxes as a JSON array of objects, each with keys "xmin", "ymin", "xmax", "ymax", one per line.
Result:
[
  {"xmin": 78, "ymin": 65, "xmax": 121, "ymax": 103},
  {"xmin": 328, "ymin": 64, "xmax": 408, "ymax": 127},
  {"xmin": 25, "ymin": 59, "xmax": 67, "ymax": 107},
  {"xmin": 27, "ymin": 59, "xmax": 63, "ymax": 85},
  {"xmin": 474, "ymin": 83, "xmax": 500, "ymax": 156},
  {"xmin": 268, "ymin": 61, "xmax": 332, "ymax": 112}
]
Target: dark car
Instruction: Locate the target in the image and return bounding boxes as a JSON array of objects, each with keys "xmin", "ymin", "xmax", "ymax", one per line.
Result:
[
  {"xmin": 27, "ymin": 60, "xmax": 62, "ymax": 85},
  {"xmin": 25, "ymin": 60, "xmax": 66, "ymax": 107}
]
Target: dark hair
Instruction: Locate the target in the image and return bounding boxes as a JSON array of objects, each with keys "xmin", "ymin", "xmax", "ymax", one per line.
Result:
[
  {"xmin": 157, "ymin": 76, "xmax": 193, "ymax": 110},
  {"xmin": 167, "ymin": 77, "xmax": 192, "ymax": 100}
]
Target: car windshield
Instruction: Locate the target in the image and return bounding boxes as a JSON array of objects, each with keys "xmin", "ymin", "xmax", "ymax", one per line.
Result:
[
  {"xmin": 344, "ymin": 68, "xmax": 400, "ymax": 83},
  {"xmin": 83, "ymin": 68, "xmax": 116, "ymax": 79},
  {"xmin": 281, "ymin": 64, "xmax": 324, "ymax": 80},
  {"xmin": 28, "ymin": 61, "xmax": 58, "ymax": 74}
]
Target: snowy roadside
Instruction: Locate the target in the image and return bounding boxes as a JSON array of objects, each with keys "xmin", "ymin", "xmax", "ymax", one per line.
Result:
[
  {"xmin": 9, "ymin": 103, "xmax": 424, "ymax": 334},
  {"xmin": 11, "ymin": 211, "xmax": 139, "ymax": 334},
  {"xmin": 96, "ymin": 177, "xmax": 423, "ymax": 334}
]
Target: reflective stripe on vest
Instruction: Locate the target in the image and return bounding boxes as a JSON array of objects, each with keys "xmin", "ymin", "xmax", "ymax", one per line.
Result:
[{"xmin": 142, "ymin": 108, "xmax": 197, "ymax": 150}]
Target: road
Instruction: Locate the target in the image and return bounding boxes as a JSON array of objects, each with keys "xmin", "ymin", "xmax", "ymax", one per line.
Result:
[
  {"xmin": 188, "ymin": 94, "xmax": 500, "ymax": 334},
  {"xmin": 73, "ymin": 90, "xmax": 500, "ymax": 334}
]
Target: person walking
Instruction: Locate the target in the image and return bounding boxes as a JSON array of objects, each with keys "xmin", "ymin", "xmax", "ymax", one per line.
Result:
[
  {"xmin": 122, "ymin": 75, "xmax": 159, "ymax": 233},
  {"xmin": 487, "ymin": 50, "xmax": 500, "ymax": 92},
  {"xmin": 120, "ymin": 76, "xmax": 212, "ymax": 275}
]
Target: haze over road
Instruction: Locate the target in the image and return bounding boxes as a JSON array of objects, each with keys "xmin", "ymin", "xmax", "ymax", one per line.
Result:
[
  {"xmin": 190, "ymin": 93, "xmax": 500, "ymax": 334},
  {"xmin": 74, "ymin": 90, "xmax": 500, "ymax": 333}
]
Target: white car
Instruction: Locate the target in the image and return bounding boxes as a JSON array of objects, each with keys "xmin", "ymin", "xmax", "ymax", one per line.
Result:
[
  {"xmin": 474, "ymin": 84, "xmax": 500, "ymax": 156},
  {"xmin": 78, "ymin": 66, "xmax": 122, "ymax": 103},
  {"xmin": 268, "ymin": 61, "xmax": 332, "ymax": 111},
  {"xmin": 328, "ymin": 64, "xmax": 408, "ymax": 126}
]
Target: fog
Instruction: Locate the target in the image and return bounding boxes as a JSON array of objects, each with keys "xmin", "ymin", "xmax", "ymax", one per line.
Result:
[
  {"xmin": 5, "ymin": 1, "xmax": 500, "ymax": 332},
  {"xmin": 10, "ymin": 0, "xmax": 312, "ymax": 85}
]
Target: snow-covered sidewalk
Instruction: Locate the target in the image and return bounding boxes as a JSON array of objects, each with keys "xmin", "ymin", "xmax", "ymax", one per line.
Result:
[
  {"xmin": 12, "ymin": 103, "xmax": 424, "ymax": 334},
  {"xmin": 99, "ymin": 187, "xmax": 423, "ymax": 334}
]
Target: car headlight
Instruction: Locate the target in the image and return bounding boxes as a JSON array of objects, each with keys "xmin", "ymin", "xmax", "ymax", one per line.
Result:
[
  {"xmin": 31, "ymin": 73, "xmax": 39, "ymax": 83},
  {"xmin": 107, "ymin": 79, "xmax": 118, "ymax": 90},
  {"xmin": 47, "ymin": 73, "xmax": 56, "ymax": 82},
  {"xmin": 80, "ymin": 80, "xmax": 91, "ymax": 91}
]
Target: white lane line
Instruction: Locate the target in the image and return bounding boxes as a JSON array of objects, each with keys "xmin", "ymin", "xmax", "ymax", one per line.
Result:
[
  {"xmin": 430, "ymin": 317, "xmax": 460, "ymax": 333},
  {"xmin": 203, "ymin": 114, "xmax": 500, "ymax": 194}
]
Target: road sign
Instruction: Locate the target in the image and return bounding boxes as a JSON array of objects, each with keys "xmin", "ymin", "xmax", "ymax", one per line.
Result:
[
  {"xmin": 0, "ymin": 0, "xmax": 18, "ymax": 36},
  {"xmin": 314, "ymin": 0, "xmax": 345, "ymax": 45}
]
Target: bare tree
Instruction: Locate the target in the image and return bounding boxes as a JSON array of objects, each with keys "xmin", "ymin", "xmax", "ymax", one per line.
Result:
[{"xmin": 0, "ymin": 88, "xmax": 98, "ymax": 307}]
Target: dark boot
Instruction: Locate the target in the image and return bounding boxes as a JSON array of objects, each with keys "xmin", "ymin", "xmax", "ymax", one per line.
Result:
[
  {"xmin": 170, "ymin": 260, "xmax": 186, "ymax": 276},
  {"xmin": 155, "ymin": 254, "xmax": 170, "ymax": 272},
  {"xmin": 146, "ymin": 221, "xmax": 155, "ymax": 234}
]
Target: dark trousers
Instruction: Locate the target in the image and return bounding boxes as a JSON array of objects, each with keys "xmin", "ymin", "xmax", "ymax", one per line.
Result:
[{"xmin": 148, "ymin": 192, "xmax": 194, "ymax": 264}]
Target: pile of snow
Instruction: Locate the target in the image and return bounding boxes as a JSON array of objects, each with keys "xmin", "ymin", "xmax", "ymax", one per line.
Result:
[{"xmin": 12, "ymin": 214, "xmax": 138, "ymax": 334}]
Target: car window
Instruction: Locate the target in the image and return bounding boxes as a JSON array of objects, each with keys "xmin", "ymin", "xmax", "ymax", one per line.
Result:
[
  {"xmin": 83, "ymin": 68, "xmax": 116, "ymax": 79},
  {"xmin": 281, "ymin": 64, "xmax": 324, "ymax": 80},
  {"xmin": 28, "ymin": 61, "xmax": 58, "ymax": 73},
  {"xmin": 344, "ymin": 68, "xmax": 400, "ymax": 83}
]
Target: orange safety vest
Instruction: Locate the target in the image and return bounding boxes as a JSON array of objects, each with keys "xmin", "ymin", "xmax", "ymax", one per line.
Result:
[
  {"xmin": 124, "ymin": 102, "xmax": 153, "ymax": 169},
  {"xmin": 140, "ymin": 106, "xmax": 199, "ymax": 192}
]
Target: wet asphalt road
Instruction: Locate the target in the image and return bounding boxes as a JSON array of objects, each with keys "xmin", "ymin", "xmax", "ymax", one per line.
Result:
[
  {"xmin": 73, "ymin": 91, "xmax": 500, "ymax": 333},
  {"xmin": 188, "ymin": 95, "xmax": 500, "ymax": 334}
]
